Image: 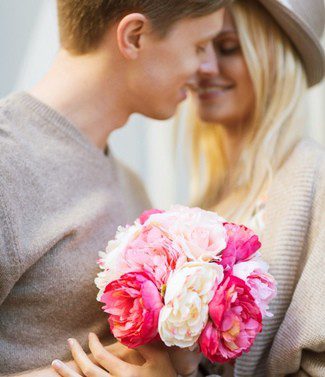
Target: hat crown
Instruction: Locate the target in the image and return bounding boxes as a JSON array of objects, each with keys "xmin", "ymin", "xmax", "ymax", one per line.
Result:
[
  {"xmin": 257, "ymin": 0, "xmax": 325, "ymax": 86},
  {"xmin": 279, "ymin": 0, "xmax": 325, "ymax": 38}
]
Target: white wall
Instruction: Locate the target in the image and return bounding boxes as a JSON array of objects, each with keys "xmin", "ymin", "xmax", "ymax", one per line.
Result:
[{"xmin": 1, "ymin": 0, "xmax": 324, "ymax": 209}]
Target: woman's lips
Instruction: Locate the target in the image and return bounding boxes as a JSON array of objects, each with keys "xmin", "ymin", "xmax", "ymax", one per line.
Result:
[{"xmin": 197, "ymin": 84, "xmax": 234, "ymax": 100}]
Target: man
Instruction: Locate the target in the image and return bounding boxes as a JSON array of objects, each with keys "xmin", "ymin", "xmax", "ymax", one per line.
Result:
[{"xmin": 0, "ymin": 0, "xmax": 228, "ymax": 375}]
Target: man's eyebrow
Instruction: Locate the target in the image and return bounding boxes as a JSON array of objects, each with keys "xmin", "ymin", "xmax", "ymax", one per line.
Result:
[
  {"xmin": 198, "ymin": 28, "xmax": 237, "ymax": 44},
  {"xmin": 197, "ymin": 30, "xmax": 223, "ymax": 43}
]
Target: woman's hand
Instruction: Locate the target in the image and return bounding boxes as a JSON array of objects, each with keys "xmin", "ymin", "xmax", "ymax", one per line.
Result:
[
  {"xmin": 51, "ymin": 333, "xmax": 177, "ymax": 377},
  {"xmin": 167, "ymin": 346, "xmax": 202, "ymax": 377}
]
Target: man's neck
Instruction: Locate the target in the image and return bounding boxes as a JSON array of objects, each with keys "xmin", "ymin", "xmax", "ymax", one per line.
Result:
[{"xmin": 29, "ymin": 49, "xmax": 130, "ymax": 151}]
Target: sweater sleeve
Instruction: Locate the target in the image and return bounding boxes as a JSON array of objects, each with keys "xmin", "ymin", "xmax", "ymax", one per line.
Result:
[
  {"xmin": 0, "ymin": 180, "xmax": 21, "ymax": 306},
  {"xmin": 269, "ymin": 151, "xmax": 325, "ymax": 377},
  {"xmin": 291, "ymin": 213, "xmax": 325, "ymax": 377},
  {"xmin": 298, "ymin": 350, "xmax": 325, "ymax": 376},
  {"xmin": 294, "ymin": 155, "xmax": 325, "ymax": 376}
]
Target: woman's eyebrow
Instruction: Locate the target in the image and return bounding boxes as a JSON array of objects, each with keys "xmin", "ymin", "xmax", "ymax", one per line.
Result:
[{"xmin": 216, "ymin": 29, "xmax": 237, "ymax": 37}]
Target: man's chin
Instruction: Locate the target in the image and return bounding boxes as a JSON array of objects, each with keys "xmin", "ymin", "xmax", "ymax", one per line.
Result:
[{"xmin": 144, "ymin": 107, "xmax": 177, "ymax": 121}]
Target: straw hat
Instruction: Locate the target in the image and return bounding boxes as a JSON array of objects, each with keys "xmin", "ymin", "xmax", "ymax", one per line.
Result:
[{"xmin": 257, "ymin": 0, "xmax": 325, "ymax": 87}]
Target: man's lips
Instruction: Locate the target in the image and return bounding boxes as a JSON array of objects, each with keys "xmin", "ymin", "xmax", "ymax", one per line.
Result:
[{"xmin": 179, "ymin": 86, "xmax": 188, "ymax": 101}]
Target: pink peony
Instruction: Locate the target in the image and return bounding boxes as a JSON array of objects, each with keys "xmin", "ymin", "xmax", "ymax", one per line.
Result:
[
  {"xmin": 247, "ymin": 271, "xmax": 276, "ymax": 318},
  {"xmin": 199, "ymin": 275, "xmax": 262, "ymax": 363},
  {"xmin": 233, "ymin": 259, "xmax": 277, "ymax": 318},
  {"xmin": 100, "ymin": 271, "xmax": 163, "ymax": 348},
  {"xmin": 144, "ymin": 205, "xmax": 227, "ymax": 261},
  {"xmin": 122, "ymin": 225, "xmax": 187, "ymax": 288},
  {"xmin": 219, "ymin": 223, "xmax": 261, "ymax": 271},
  {"xmin": 96, "ymin": 225, "xmax": 187, "ymax": 297},
  {"xmin": 139, "ymin": 209, "xmax": 165, "ymax": 225}
]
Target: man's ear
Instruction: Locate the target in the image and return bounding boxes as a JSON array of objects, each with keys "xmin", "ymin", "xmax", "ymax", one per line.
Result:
[{"xmin": 117, "ymin": 13, "xmax": 149, "ymax": 59}]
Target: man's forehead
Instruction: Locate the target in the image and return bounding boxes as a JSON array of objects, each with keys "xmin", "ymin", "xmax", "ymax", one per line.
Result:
[{"xmin": 192, "ymin": 13, "xmax": 225, "ymax": 41}]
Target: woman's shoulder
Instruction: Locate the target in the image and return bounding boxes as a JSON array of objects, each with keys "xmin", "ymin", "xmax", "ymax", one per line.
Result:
[
  {"xmin": 290, "ymin": 138, "xmax": 324, "ymax": 163},
  {"xmin": 281, "ymin": 138, "xmax": 325, "ymax": 182},
  {"xmin": 279, "ymin": 138, "xmax": 325, "ymax": 225},
  {"xmin": 267, "ymin": 138, "xmax": 324, "ymax": 229}
]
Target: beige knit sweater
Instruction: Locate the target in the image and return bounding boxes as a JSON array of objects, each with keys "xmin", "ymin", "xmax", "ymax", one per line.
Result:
[
  {"xmin": 0, "ymin": 92, "xmax": 151, "ymax": 375},
  {"xmin": 202, "ymin": 139, "xmax": 325, "ymax": 377},
  {"xmin": 235, "ymin": 139, "xmax": 325, "ymax": 376}
]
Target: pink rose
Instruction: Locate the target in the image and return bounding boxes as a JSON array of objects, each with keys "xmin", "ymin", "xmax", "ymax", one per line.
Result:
[
  {"xmin": 139, "ymin": 209, "xmax": 164, "ymax": 225},
  {"xmin": 100, "ymin": 272, "xmax": 163, "ymax": 348},
  {"xmin": 199, "ymin": 276, "xmax": 262, "ymax": 363},
  {"xmin": 219, "ymin": 223, "xmax": 261, "ymax": 271}
]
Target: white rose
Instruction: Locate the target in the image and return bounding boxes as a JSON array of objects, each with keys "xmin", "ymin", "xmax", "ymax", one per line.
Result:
[{"xmin": 158, "ymin": 261, "xmax": 224, "ymax": 348}]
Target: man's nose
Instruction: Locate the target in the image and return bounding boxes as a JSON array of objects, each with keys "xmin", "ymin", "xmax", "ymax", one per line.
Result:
[{"xmin": 199, "ymin": 43, "xmax": 219, "ymax": 76}]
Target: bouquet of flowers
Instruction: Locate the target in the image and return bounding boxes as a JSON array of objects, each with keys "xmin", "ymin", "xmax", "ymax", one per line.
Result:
[{"xmin": 95, "ymin": 206, "xmax": 276, "ymax": 363}]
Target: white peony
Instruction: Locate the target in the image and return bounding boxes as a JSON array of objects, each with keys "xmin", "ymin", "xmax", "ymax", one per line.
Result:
[{"xmin": 158, "ymin": 261, "xmax": 224, "ymax": 348}]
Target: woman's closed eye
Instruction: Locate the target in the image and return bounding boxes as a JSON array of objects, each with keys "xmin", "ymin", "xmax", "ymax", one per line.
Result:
[{"xmin": 214, "ymin": 37, "xmax": 241, "ymax": 56}]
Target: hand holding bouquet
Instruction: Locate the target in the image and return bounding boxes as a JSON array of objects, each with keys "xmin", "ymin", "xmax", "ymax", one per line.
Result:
[{"xmin": 95, "ymin": 206, "xmax": 276, "ymax": 364}]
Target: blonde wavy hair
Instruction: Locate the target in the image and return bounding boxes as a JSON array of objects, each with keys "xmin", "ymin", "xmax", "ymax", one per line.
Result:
[{"xmin": 190, "ymin": 0, "xmax": 308, "ymax": 224}]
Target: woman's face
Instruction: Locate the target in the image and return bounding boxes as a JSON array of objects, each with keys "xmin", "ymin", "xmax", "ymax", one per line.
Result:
[{"xmin": 193, "ymin": 9, "xmax": 255, "ymax": 130}]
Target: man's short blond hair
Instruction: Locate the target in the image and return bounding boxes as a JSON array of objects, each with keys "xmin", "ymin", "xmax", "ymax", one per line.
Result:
[{"xmin": 57, "ymin": 0, "xmax": 229, "ymax": 54}]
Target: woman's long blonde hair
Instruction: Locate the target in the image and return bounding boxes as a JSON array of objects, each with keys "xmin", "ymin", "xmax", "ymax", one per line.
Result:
[{"xmin": 190, "ymin": 0, "xmax": 308, "ymax": 223}]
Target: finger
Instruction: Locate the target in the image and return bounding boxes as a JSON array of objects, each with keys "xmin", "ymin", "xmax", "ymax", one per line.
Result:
[
  {"xmin": 89, "ymin": 333, "xmax": 135, "ymax": 374},
  {"xmin": 68, "ymin": 338, "xmax": 110, "ymax": 377},
  {"xmin": 104, "ymin": 342, "xmax": 145, "ymax": 365},
  {"xmin": 52, "ymin": 360, "xmax": 82, "ymax": 377}
]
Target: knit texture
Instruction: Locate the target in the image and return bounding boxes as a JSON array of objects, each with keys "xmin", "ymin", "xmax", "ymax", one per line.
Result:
[
  {"xmin": 0, "ymin": 92, "xmax": 151, "ymax": 375},
  {"xmin": 235, "ymin": 139, "xmax": 325, "ymax": 376},
  {"xmin": 201, "ymin": 139, "xmax": 325, "ymax": 376}
]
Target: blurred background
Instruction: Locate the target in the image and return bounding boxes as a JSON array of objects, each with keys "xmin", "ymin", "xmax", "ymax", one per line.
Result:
[{"xmin": 1, "ymin": 0, "xmax": 324, "ymax": 208}]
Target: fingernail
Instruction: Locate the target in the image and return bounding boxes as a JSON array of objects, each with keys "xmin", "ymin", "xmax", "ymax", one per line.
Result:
[
  {"xmin": 52, "ymin": 359, "xmax": 64, "ymax": 368},
  {"xmin": 67, "ymin": 338, "xmax": 74, "ymax": 347}
]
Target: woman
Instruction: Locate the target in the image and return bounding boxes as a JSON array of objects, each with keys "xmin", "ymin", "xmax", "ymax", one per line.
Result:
[{"xmin": 190, "ymin": 0, "xmax": 325, "ymax": 376}]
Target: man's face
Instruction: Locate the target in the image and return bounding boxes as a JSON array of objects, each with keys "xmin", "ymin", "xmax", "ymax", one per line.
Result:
[{"xmin": 128, "ymin": 10, "xmax": 225, "ymax": 120}]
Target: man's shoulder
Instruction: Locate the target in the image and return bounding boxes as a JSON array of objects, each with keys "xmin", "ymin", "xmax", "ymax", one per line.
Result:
[
  {"xmin": 113, "ymin": 157, "xmax": 152, "ymax": 214},
  {"xmin": 0, "ymin": 96, "xmax": 25, "ymax": 169},
  {"xmin": 0, "ymin": 92, "xmax": 28, "ymax": 152},
  {"xmin": 0, "ymin": 93, "xmax": 44, "ymax": 198}
]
